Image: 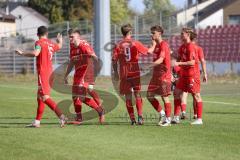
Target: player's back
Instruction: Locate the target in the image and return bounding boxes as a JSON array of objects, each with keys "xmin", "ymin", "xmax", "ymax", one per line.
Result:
[
  {"xmin": 36, "ymin": 38, "xmax": 58, "ymax": 74},
  {"xmin": 114, "ymin": 38, "xmax": 147, "ymax": 78}
]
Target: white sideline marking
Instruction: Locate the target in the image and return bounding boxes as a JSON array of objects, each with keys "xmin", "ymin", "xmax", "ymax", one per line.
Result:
[{"xmin": 203, "ymin": 101, "xmax": 240, "ymax": 106}]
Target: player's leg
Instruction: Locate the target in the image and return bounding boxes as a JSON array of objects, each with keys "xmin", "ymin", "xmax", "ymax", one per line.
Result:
[
  {"xmin": 172, "ymin": 88, "xmax": 182, "ymax": 124},
  {"xmin": 79, "ymin": 87, "xmax": 105, "ymax": 124},
  {"xmin": 26, "ymin": 96, "xmax": 45, "ymax": 128},
  {"xmin": 133, "ymin": 91, "xmax": 143, "ymax": 125},
  {"xmin": 180, "ymin": 92, "xmax": 188, "ymax": 119},
  {"xmin": 87, "ymin": 84, "xmax": 101, "ymax": 106},
  {"xmin": 120, "ymin": 79, "xmax": 136, "ymax": 124},
  {"xmin": 147, "ymin": 91, "xmax": 165, "ymax": 123},
  {"xmin": 191, "ymin": 93, "xmax": 203, "ymax": 125},
  {"xmin": 41, "ymin": 94, "xmax": 67, "ymax": 127},
  {"xmin": 72, "ymin": 96, "xmax": 83, "ymax": 124},
  {"xmin": 132, "ymin": 78, "xmax": 143, "ymax": 125},
  {"xmin": 72, "ymin": 85, "xmax": 83, "ymax": 123},
  {"xmin": 159, "ymin": 96, "xmax": 172, "ymax": 126},
  {"xmin": 125, "ymin": 93, "xmax": 136, "ymax": 125},
  {"xmin": 192, "ymin": 95, "xmax": 197, "ymax": 119}
]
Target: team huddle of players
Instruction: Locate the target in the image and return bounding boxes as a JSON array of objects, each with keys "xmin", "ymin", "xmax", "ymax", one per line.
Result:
[{"xmin": 15, "ymin": 23, "xmax": 207, "ymax": 128}]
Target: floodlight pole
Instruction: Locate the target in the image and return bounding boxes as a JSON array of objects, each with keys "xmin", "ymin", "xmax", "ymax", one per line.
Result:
[{"xmin": 94, "ymin": 0, "xmax": 111, "ymax": 76}]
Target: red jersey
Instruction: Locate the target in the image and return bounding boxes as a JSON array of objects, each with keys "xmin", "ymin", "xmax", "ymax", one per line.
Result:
[
  {"xmin": 197, "ymin": 46, "xmax": 204, "ymax": 60},
  {"xmin": 70, "ymin": 40, "xmax": 95, "ymax": 85},
  {"xmin": 194, "ymin": 45, "xmax": 204, "ymax": 78},
  {"xmin": 152, "ymin": 41, "xmax": 171, "ymax": 81},
  {"xmin": 35, "ymin": 38, "xmax": 59, "ymax": 75},
  {"xmin": 112, "ymin": 38, "xmax": 148, "ymax": 79},
  {"xmin": 178, "ymin": 42, "xmax": 197, "ymax": 77}
]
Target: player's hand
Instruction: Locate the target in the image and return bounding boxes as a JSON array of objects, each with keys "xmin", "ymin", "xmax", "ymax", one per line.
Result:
[
  {"xmin": 203, "ymin": 74, "xmax": 207, "ymax": 83},
  {"xmin": 174, "ymin": 61, "xmax": 180, "ymax": 66},
  {"xmin": 151, "ymin": 39, "xmax": 156, "ymax": 47},
  {"xmin": 56, "ymin": 33, "xmax": 63, "ymax": 43},
  {"xmin": 15, "ymin": 49, "xmax": 24, "ymax": 55}
]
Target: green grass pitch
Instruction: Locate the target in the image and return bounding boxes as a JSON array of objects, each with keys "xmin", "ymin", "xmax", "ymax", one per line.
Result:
[{"xmin": 0, "ymin": 77, "xmax": 240, "ymax": 160}]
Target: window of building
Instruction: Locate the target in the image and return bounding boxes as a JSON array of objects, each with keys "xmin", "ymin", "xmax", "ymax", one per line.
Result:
[{"xmin": 229, "ymin": 15, "xmax": 240, "ymax": 25}]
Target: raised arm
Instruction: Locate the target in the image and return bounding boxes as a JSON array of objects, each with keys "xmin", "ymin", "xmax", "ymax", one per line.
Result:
[{"xmin": 56, "ymin": 33, "xmax": 63, "ymax": 49}]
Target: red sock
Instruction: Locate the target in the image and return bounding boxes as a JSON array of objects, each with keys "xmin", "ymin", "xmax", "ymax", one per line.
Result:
[
  {"xmin": 148, "ymin": 98, "xmax": 162, "ymax": 112},
  {"xmin": 136, "ymin": 98, "xmax": 143, "ymax": 116},
  {"xmin": 196, "ymin": 101, "xmax": 203, "ymax": 119},
  {"xmin": 193, "ymin": 99, "xmax": 197, "ymax": 115},
  {"xmin": 174, "ymin": 99, "xmax": 181, "ymax": 116},
  {"xmin": 126, "ymin": 99, "xmax": 135, "ymax": 120},
  {"xmin": 181, "ymin": 103, "xmax": 186, "ymax": 112},
  {"xmin": 164, "ymin": 103, "xmax": 171, "ymax": 118},
  {"xmin": 36, "ymin": 98, "xmax": 45, "ymax": 120},
  {"xmin": 44, "ymin": 98, "xmax": 62, "ymax": 117},
  {"xmin": 83, "ymin": 97, "xmax": 103, "ymax": 116},
  {"xmin": 88, "ymin": 90, "xmax": 101, "ymax": 106},
  {"xmin": 73, "ymin": 98, "xmax": 82, "ymax": 114}
]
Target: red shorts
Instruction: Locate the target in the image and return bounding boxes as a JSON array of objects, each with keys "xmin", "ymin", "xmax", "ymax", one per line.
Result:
[
  {"xmin": 120, "ymin": 77, "xmax": 141, "ymax": 95},
  {"xmin": 147, "ymin": 77, "xmax": 171, "ymax": 97},
  {"xmin": 37, "ymin": 73, "xmax": 53, "ymax": 96},
  {"xmin": 176, "ymin": 77, "xmax": 200, "ymax": 93},
  {"xmin": 72, "ymin": 85, "xmax": 87, "ymax": 98},
  {"xmin": 84, "ymin": 71, "xmax": 95, "ymax": 85}
]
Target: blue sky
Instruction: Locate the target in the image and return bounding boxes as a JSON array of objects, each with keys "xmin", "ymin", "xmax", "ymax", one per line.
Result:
[{"xmin": 128, "ymin": 0, "xmax": 188, "ymax": 14}]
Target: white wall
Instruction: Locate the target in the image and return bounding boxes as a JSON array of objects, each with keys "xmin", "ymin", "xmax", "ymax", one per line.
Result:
[
  {"xmin": 0, "ymin": 22, "xmax": 16, "ymax": 37},
  {"xmin": 197, "ymin": 9, "xmax": 223, "ymax": 29},
  {"xmin": 177, "ymin": 0, "xmax": 217, "ymax": 26},
  {"xmin": 11, "ymin": 6, "xmax": 49, "ymax": 40}
]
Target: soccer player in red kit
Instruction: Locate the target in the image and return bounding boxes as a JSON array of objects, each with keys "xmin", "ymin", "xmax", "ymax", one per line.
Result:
[
  {"xmin": 112, "ymin": 24, "xmax": 154, "ymax": 125},
  {"xmin": 172, "ymin": 27, "xmax": 203, "ymax": 125},
  {"xmin": 64, "ymin": 29, "xmax": 104, "ymax": 124},
  {"xmin": 180, "ymin": 43, "xmax": 207, "ymax": 119},
  {"xmin": 144, "ymin": 25, "xmax": 172, "ymax": 127},
  {"xmin": 15, "ymin": 26, "xmax": 66, "ymax": 128}
]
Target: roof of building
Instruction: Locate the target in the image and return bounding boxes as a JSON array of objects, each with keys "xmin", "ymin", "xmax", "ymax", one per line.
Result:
[
  {"xmin": 187, "ymin": 0, "xmax": 238, "ymax": 27},
  {"xmin": 12, "ymin": 6, "xmax": 49, "ymax": 24},
  {"xmin": 0, "ymin": 10, "xmax": 15, "ymax": 22}
]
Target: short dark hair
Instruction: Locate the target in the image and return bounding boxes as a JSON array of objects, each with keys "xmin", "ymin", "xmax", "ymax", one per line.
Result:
[
  {"xmin": 37, "ymin": 26, "xmax": 48, "ymax": 36},
  {"xmin": 150, "ymin": 25, "xmax": 164, "ymax": 34},
  {"xmin": 182, "ymin": 27, "xmax": 197, "ymax": 41},
  {"xmin": 68, "ymin": 28, "xmax": 73, "ymax": 35},
  {"xmin": 121, "ymin": 24, "xmax": 132, "ymax": 36},
  {"xmin": 72, "ymin": 28, "xmax": 81, "ymax": 35}
]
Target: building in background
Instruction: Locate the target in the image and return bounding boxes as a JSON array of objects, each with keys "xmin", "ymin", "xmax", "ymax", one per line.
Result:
[
  {"xmin": 11, "ymin": 6, "xmax": 49, "ymax": 40},
  {"xmin": 0, "ymin": 9, "xmax": 16, "ymax": 38},
  {"xmin": 173, "ymin": 0, "xmax": 240, "ymax": 29}
]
